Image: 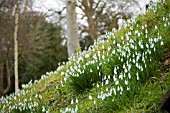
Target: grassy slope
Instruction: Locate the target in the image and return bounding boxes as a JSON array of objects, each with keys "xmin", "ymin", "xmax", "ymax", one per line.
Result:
[{"xmin": 0, "ymin": 2, "xmax": 170, "ymax": 113}]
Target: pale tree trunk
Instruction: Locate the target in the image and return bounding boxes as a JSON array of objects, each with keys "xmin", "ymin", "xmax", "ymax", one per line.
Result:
[
  {"xmin": 14, "ymin": 0, "xmax": 19, "ymax": 92},
  {"xmin": 66, "ymin": 0, "xmax": 81, "ymax": 57}
]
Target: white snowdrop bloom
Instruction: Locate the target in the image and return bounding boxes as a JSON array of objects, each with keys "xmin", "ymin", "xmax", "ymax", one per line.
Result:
[
  {"xmin": 106, "ymin": 88, "xmax": 109, "ymax": 92},
  {"xmin": 121, "ymin": 36, "xmax": 124, "ymax": 40},
  {"xmin": 142, "ymin": 25, "xmax": 144, "ymax": 29},
  {"xmin": 76, "ymin": 98, "xmax": 78, "ymax": 104},
  {"xmin": 164, "ymin": 23, "xmax": 167, "ymax": 27},
  {"xmin": 115, "ymin": 80, "xmax": 119, "ymax": 85},
  {"xmin": 24, "ymin": 98, "xmax": 27, "ymax": 102},
  {"xmin": 108, "ymin": 46, "xmax": 111, "ymax": 51},
  {"xmin": 102, "ymin": 45, "xmax": 104, "ymax": 49},
  {"xmin": 123, "ymin": 64, "xmax": 126, "ymax": 69},
  {"xmin": 105, "ymin": 79, "xmax": 109, "ymax": 85},
  {"xmin": 117, "ymin": 43, "xmax": 121, "ymax": 47},
  {"xmin": 132, "ymin": 59, "xmax": 136, "ymax": 64},
  {"xmin": 154, "ymin": 47, "xmax": 156, "ymax": 52},
  {"xmin": 141, "ymin": 66, "xmax": 144, "ymax": 72},
  {"xmin": 104, "ymin": 75, "xmax": 107, "ymax": 80},
  {"xmin": 119, "ymin": 74, "xmax": 123, "ymax": 80},
  {"xmin": 101, "ymin": 94, "xmax": 105, "ymax": 100},
  {"xmin": 89, "ymin": 95, "xmax": 93, "ymax": 100},
  {"xmin": 90, "ymin": 69, "xmax": 93, "ymax": 73},
  {"xmin": 114, "ymin": 67, "xmax": 117, "ymax": 75},
  {"xmin": 60, "ymin": 80, "xmax": 63, "ymax": 84},
  {"xmin": 161, "ymin": 41, "xmax": 164, "ymax": 45},
  {"xmin": 42, "ymin": 106, "xmax": 45, "ymax": 112},
  {"xmin": 145, "ymin": 29, "xmax": 148, "ymax": 34},
  {"xmin": 102, "ymin": 55, "xmax": 105, "ymax": 59},
  {"xmin": 127, "ymin": 87, "xmax": 130, "ymax": 90},
  {"xmin": 108, "ymin": 75, "xmax": 110, "ymax": 79},
  {"xmin": 128, "ymin": 64, "xmax": 131, "ymax": 71},
  {"xmin": 136, "ymin": 72, "xmax": 139, "ymax": 80},
  {"xmin": 117, "ymin": 86, "xmax": 120, "ymax": 91},
  {"xmin": 75, "ymin": 105, "xmax": 78, "ymax": 112},
  {"xmin": 125, "ymin": 80, "xmax": 128, "ymax": 85},
  {"xmin": 121, "ymin": 58, "xmax": 123, "ymax": 62},
  {"xmin": 128, "ymin": 73, "xmax": 131, "ymax": 79},
  {"xmin": 85, "ymin": 54, "xmax": 90, "ymax": 58},
  {"xmin": 97, "ymin": 84, "xmax": 99, "ymax": 88},
  {"xmin": 34, "ymin": 102, "xmax": 38, "ymax": 107},
  {"xmin": 155, "ymin": 25, "xmax": 158, "ymax": 30},
  {"xmin": 98, "ymin": 94, "xmax": 101, "ymax": 99},
  {"xmin": 113, "ymin": 75, "xmax": 116, "ymax": 81},
  {"xmin": 112, "ymin": 49, "xmax": 115, "ymax": 54},
  {"xmin": 146, "ymin": 43, "xmax": 149, "ymax": 48},
  {"xmin": 120, "ymin": 86, "xmax": 123, "ymax": 92},
  {"xmin": 94, "ymin": 100, "xmax": 96, "ymax": 104},
  {"xmin": 125, "ymin": 68, "xmax": 128, "ymax": 73},
  {"xmin": 97, "ymin": 66, "xmax": 99, "ymax": 70},
  {"xmin": 14, "ymin": 96, "xmax": 16, "ymax": 100},
  {"xmin": 71, "ymin": 99, "xmax": 74, "ymax": 104},
  {"xmin": 159, "ymin": 36, "xmax": 162, "ymax": 40}
]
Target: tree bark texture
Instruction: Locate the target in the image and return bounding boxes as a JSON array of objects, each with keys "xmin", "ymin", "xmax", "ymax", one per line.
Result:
[
  {"xmin": 14, "ymin": 0, "xmax": 19, "ymax": 92},
  {"xmin": 66, "ymin": 0, "xmax": 80, "ymax": 57},
  {"xmin": 0, "ymin": 61, "xmax": 11, "ymax": 96},
  {"xmin": 81, "ymin": 0, "xmax": 99, "ymax": 40}
]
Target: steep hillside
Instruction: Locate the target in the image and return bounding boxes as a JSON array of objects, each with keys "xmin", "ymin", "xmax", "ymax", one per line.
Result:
[{"xmin": 0, "ymin": 1, "xmax": 170, "ymax": 113}]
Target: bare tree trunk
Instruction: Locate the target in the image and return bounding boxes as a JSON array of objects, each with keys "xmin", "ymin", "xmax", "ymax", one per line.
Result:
[
  {"xmin": 82, "ymin": 0, "xmax": 99, "ymax": 40},
  {"xmin": 0, "ymin": 61, "xmax": 11, "ymax": 96},
  {"xmin": 4, "ymin": 60, "xmax": 11, "ymax": 94},
  {"xmin": 0, "ymin": 63, "xmax": 4, "ymax": 96},
  {"xmin": 66, "ymin": 0, "xmax": 80, "ymax": 57},
  {"xmin": 14, "ymin": 0, "xmax": 19, "ymax": 92}
]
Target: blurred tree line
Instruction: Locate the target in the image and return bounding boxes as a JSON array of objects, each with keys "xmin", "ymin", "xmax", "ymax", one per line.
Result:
[{"xmin": 0, "ymin": 0, "xmax": 68, "ymax": 96}]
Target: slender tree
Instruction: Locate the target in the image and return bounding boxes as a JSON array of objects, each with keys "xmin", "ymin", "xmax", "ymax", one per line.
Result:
[
  {"xmin": 66, "ymin": 0, "xmax": 80, "ymax": 57},
  {"xmin": 14, "ymin": 0, "xmax": 19, "ymax": 92}
]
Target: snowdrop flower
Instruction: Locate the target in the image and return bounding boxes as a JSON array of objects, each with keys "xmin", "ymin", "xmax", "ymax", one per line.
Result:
[
  {"xmin": 136, "ymin": 72, "xmax": 139, "ymax": 80},
  {"xmin": 97, "ymin": 83, "xmax": 99, "ymax": 88},
  {"xmin": 119, "ymin": 74, "xmax": 123, "ymax": 80},
  {"xmin": 114, "ymin": 67, "xmax": 117, "ymax": 75},
  {"xmin": 105, "ymin": 79, "xmax": 109, "ymax": 85},
  {"xmin": 42, "ymin": 106, "xmax": 45, "ymax": 112},
  {"xmin": 93, "ymin": 100, "xmax": 96, "ymax": 104},
  {"xmin": 71, "ymin": 99, "xmax": 74, "ymax": 104},
  {"xmin": 155, "ymin": 25, "xmax": 158, "ymax": 30},
  {"xmin": 115, "ymin": 80, "xmax": 119, "ymax": 85},
  {"xmin": 76, "ymin": 98, "xmax": 78, "ymax": 104},
  {"xmin": 85, "ymin": 54, "xmax": 90, "ymax": 58},
  {"xmin": 89, "ymin": 95, "xmax": 93, "ymax": 100},
  {"xmin": 142, "ymin": 25, "xmax": 144, "ymax": 29},
  {"xmin": 128, "ymin": 73, "xmax": 131, "ymax": 79},
  {"xmin": 125, "ymin": 80, "xmax": 128, "ymax": 85},
  {"xmin": 164, "ymin": 23, "xmax": 167, "ymax": 27}
]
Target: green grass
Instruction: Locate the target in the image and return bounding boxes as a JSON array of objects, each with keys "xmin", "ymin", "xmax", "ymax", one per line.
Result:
[{"xmin": 0, "ymin": 1, "xmax": 170, "ymax": 113}]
